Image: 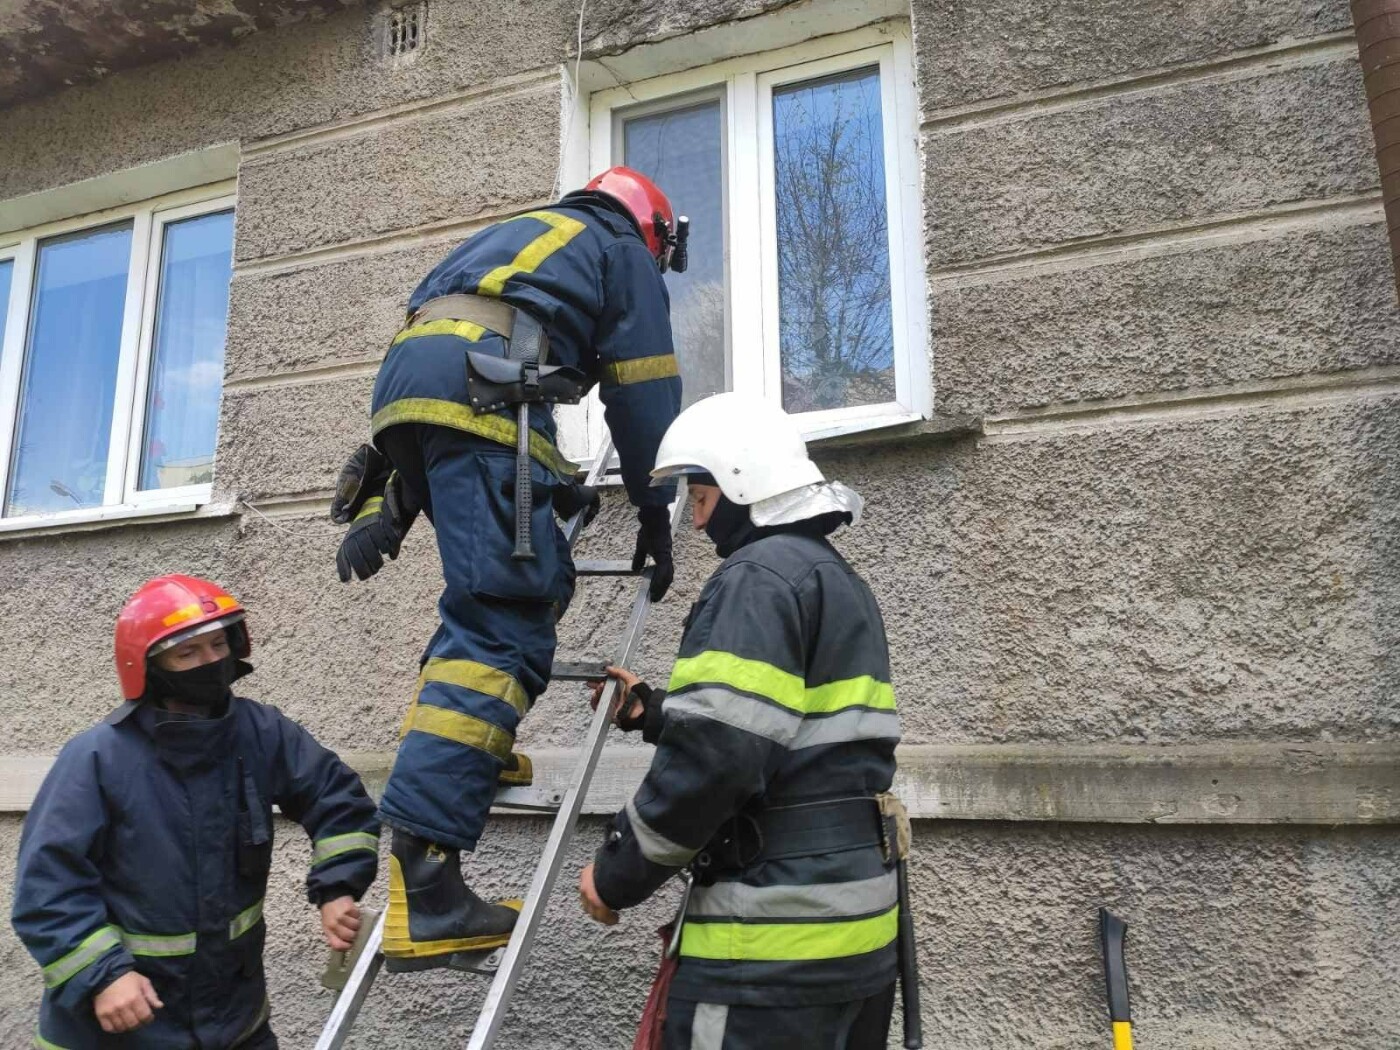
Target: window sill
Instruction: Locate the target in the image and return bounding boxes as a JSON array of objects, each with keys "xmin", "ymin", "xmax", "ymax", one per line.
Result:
[
  {"xmin": 574, "ymin": 409, "xmax": 977, "ymax": 482},
  {"xmin": 810, "ymin": 411, "xmax": 979, "ymax": 450},
  {"xmin": 0, "ymin": 498, "xmax": 236, "ymax": 540}
]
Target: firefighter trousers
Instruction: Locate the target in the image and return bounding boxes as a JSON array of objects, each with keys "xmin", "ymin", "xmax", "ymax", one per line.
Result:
[
  {"xmin": 377, "ymin": 423, "xmax": 574, "ymax": 850},
  {"xmin": 663, "ymin": 984, "xmax": 895, "ymax": 1050}
]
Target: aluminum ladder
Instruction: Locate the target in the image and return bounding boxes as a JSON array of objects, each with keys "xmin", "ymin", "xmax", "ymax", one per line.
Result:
[{"xmin": 315, "ymin": 435, "xmax": 683, "ymax": 1050}]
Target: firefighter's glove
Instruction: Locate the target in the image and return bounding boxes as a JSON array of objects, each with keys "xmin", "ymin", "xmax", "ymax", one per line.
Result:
[
  {"xmin": 336, "ymin": 472, "xmax": 419, "ymax": 583},
  {"xmin": 632, "ymin": 505, "xmax": 674, "ymax": 602},
  {"xmin": 330, "ymin": 443, "xmax": 391, "ymax": 525},
  {"xmin": 552, "ymin": 481, "xmax": 601, "ymax": 528}
]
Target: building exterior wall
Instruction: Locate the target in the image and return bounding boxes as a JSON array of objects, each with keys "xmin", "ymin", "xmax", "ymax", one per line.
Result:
[{"xmin": 0, "ymin": 0, "xmax": 1395, "ymax": 1047}]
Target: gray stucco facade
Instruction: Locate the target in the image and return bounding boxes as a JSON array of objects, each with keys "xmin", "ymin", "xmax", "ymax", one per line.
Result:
[{"xmin": 0, "ymin": 0, "xmax": 1396, "ymax": 1046}]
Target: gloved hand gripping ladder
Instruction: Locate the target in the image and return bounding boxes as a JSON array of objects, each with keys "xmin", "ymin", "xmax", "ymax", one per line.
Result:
[{"xmin": 314, "ymin": 435, "xmax": 685, "ymax": 1050}]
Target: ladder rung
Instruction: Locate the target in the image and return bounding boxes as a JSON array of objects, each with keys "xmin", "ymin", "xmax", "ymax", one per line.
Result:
[
  {"xmin": 551, "ymin": 659, "xmax": 608, "ymax": 681},
  {"xmin": 574, "ymin": 559, "xmax": 638, "ymax": 576},
  {"xmin": 492, "ymin": 786, "xmax": 565, "ymax": 813}
]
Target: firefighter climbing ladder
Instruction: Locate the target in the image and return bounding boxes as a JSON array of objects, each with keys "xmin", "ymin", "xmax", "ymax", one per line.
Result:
[{"xmin": 316, "ymin": 434, "xmax": 684, "ymax": 1050}]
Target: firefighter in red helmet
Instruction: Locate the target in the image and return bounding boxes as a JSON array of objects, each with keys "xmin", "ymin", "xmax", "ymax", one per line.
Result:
[
  {"xmin": 12, "ymin": 575, "xmax": 380, "ymax": 1049},
  {"xmin": 328, "ymin": 166, "xmax": 687, "ymax": 970}
]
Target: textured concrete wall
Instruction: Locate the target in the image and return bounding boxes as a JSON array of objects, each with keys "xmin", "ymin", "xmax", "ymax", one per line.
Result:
[
  {"xmin": 0, "ymin": 0, "xmax": 1397, "ymax": 1046},
  {"xmin": 4, "ymin": 815, "xmax": 1396, "ymax": 1049}
]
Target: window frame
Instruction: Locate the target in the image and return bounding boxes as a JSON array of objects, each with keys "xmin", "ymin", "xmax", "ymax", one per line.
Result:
[
  {"xmin": 0, "ymin": 182, "xmax": 235, "ymax": 533},
  {"xmin": 582, "ymin": 22, "xmax": 929, "ymax": 453}
]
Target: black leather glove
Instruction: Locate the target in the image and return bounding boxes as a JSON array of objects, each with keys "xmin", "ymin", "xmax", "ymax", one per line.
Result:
[
  {"xmin": 632, "ymin": 505, "xmax": 674, "ymax": 602},
  {"xmin": 336, "ymin": 471, "xmax": 420, "ymax": 583},
  {"xmin": 552, "ymin": 482, "xmax": 601, "ymax": 528},
  {"xmin": 330, "ymin": 444, "xmax": 391, "ymax": 525},
  {"xmin": 616, "ymin": 681, "xmax": 666, "ymax": 744}
]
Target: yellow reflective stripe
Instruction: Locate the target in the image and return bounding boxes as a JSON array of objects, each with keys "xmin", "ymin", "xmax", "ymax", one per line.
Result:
[
  {"xmin": 391, "ymin": 317, "xmax": 489, "ymax": 347},
  {"xmin": 400, "ymin": 700, "xmax": 514, "ymax": 762},
  {"xmin": 159, "ymin": 593, "xmax": 238, "ymax": 628},
  {"xmin": 229, "ymin": 899, "xmax": 265, "ymax": 940},
  {"xmin": 680, "ymin": 905, "xmax": 899, "ymax": 962},
  {"xmin": 121, "ymin": 929, "xmax": 197, "ymax": 957},
  {"xmin": 371, "ymin": 397, "xmax": 579, "ymax": 479},
  {"xmin": 33, "ymin": 1028, "xmax": 70, "ymax": 1050},
  {"xmin": 161, "ymin": 603, "xmax": 203, "ymax": 627},
  {"xmin": 1113, "ymin": 1022, "xmax": 1134, "ymax": 1050},
  {"xmin": 311, "ymin": 831, "xmax": 379, "ymax": 867},
  {"xmin": 353, "ymin": 496, "xmax": 384, "ymax": 523},
  {"xmin": 41, "ymin": 926, "xmax": 122, "ymax": 988},
  {"xmin": 419, "ymin": 657, "xmax": 529, "ymax": 716},
  {"xmin": 804, "ymin": 676, "xmax": 896, "ymax": 714},
  {"xmin": 668, "ymin": 652, "xmax": 895, "ymax": 715},
  {"xmin": 601, "ymin": 354, "xmax": 680, "ymax": 386},
  {"xmin": 477, "ymin": 211, "xmax": 588, "ymax": 297}
]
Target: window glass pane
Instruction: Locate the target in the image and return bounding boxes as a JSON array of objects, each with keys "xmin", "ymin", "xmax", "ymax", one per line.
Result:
[
  {"xmin": 773, "ymin": 66, "xmax": 895, "ymax": 413},
  {"xmin": 139, "ymin": 209, "xmax": 234, "ymax": 490},
  {"xmin": 623, "ymin": 98, "xmax": 726, "ymax": 406},
  {"xmin": 0, "ymin": 260, "xmax": 11, "ymax": 346},
  {"xmin": 6, "ymin": 223, "xmax": 132, "ymax": 516}
]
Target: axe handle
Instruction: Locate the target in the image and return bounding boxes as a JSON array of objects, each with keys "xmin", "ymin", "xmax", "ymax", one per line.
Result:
[
  {"xmin": 1099, "ymin": 909, "xmax": 1133, "ymax": 1049},
  {"xmin": 896, "ymin": 858, "xmax": 923, "ymax": 1048},
  {"xmin": 511, "ymin": 404, "xmax": 535, "ymax": 560}
]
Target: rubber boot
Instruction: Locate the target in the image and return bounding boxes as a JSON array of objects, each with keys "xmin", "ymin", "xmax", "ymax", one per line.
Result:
[{"xmin": 383, "ymin": 828, "xmax": 522, "ymax": 972}]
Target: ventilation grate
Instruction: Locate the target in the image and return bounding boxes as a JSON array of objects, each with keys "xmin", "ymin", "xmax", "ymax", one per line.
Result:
[{"xmin": 385, "ymin": 3, "xmax": 425, "ymax": 59}]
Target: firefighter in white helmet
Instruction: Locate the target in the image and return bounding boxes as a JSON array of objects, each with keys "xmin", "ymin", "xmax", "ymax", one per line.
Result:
[{"xmin": 579, "ymin": 393, "xmax": 913, "ymax": 1049}]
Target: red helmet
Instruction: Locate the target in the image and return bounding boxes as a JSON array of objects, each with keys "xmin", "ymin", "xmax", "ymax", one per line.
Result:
[
  {"xmin": 584, "ymin": 166, "xmax": 688, "ymax": 272},
  {"xmin": 114, "ymin": 575, "xmax": 250, "ymax": 700}
]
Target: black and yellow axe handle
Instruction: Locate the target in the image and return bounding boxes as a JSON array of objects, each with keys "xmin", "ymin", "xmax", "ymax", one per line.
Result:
[{"xmin": 1099, "ymin": 908, "xmax": 1133, "ymax": 1050}]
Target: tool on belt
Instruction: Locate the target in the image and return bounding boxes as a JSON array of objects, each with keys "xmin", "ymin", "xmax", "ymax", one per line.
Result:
[
  {"xmin": 406, "ymin": 293, "xmax": 591, "ymax": 560},
  {"xmin": 1099, "ymin": 909, "xmax": 1134, "ymax": 1050},
  {"xmin": 878, "ymin": 792, "xmax": 922, "ymax": 1049},
  {"xmin": 321, "ymin": 905, "xmax": 383, "ymax": 993}
]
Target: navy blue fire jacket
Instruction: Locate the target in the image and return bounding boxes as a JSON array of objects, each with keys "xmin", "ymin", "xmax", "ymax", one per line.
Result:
[
  {"xmin": 12, "ymin": 697, "xmax": 379, "ymax": 1049},
  {"xmin": 371, "ymin": 191, "xmax": 682, "ymax": 507}
]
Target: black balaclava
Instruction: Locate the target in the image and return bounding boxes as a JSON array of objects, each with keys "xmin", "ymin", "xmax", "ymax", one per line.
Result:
[
  {"xmin": 146, "ymin": 655, "xmax": 243, "ymax": 717},
  {"xmin": 704, "ymin": 495, "xmax": 759, "ymax": 558},
  {"xmin": 144, "ymin": 622, "xmax": 254, "ymax": 719},
  {"xmin": 696, "ymin": 472, "xmax": 854, "ymax": 559}
]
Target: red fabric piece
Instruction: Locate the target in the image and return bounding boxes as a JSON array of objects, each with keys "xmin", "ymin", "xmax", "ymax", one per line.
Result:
[{"xmin": 633, "ymin": 924, "xmax": 679, "ymax": 1050}]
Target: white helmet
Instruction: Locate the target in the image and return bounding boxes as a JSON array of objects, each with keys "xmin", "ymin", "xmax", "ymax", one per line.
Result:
[{"xmin": 650, "ymin": 392, "xmax": 824, "ymax": 505}]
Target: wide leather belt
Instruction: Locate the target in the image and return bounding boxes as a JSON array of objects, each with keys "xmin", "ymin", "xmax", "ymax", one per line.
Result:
[
  {"xmin": 408, "ymin": 293, "xmax": 523, "ymax": 341},
  {"xmin": 694, "ymin": 797, "xmax": 884, "ymax": 876}
]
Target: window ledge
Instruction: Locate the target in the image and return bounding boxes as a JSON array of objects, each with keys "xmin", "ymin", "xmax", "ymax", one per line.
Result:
[
  {"xmin": 811, "ymin": 412, "xmax": 979, "ymax": 450},
  {"xmin": 0, "ymin": 498, "xmax": 237, "ymax": 541}
]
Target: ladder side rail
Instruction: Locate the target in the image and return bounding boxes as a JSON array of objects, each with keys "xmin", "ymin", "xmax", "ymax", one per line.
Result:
[
  {"xmin": 562, "ymin": 435, "xmax": 616, "ymax": 549},
  {"xmin": 313, "ymin": 909, "xmax": 387, "ymax": 1050},
  {"xmin": 466, "ymin": 477, "xmax": 686, "ymax": 1050}
]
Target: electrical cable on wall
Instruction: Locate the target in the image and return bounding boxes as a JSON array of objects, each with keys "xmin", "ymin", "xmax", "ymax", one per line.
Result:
[{"xmin": 554, "ymin": 0, "xmax": 589, "ymax": 199}]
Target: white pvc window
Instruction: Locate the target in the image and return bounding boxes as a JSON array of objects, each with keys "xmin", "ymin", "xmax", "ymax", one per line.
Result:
[
  {"xmin": 587, "ymin": 24, "xmax": 929, "ymax": 449},
  {"xmin": 0, "ymin": 184, "xmax": 235, "ymax": 530}
]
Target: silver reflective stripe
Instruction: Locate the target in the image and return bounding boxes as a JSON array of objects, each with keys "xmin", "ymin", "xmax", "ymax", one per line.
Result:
[
  {"xmin": 41, "ymin": 925, "xmax": 122, "ymax": 988},
  {"xmin": 667, "ymin": 687, "xmax": 902, "ymax": 750},
  {"xmin": 229, "ymin": 899, "xmax": 265, "ymax": 940},
  {"xmin": 626, "ymin": 799, "xmax": 698, "ymax": 867},
  {"xmin": 687, "ymin": 871, "xmax": 899, "ymax": 920},
  {"xmin": 122, "ymin": 930, "xmax": 197, "ymax": 957},
  {"xmin": 311, "ymin": 831, "xmax": 379, "ymax": 867},
  {"xmin": 690, "ymin": 1003, "xmax": 729, "ymax": 1050}
]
